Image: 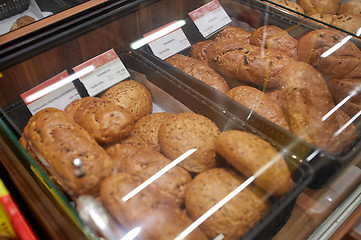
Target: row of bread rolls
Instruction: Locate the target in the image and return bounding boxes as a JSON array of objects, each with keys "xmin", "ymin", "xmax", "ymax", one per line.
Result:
[
  {"xmin": 263, "ymin": 0, "xmax": 361, "ymax": 35},
  {"xmin": 166, "ymin": 25, "xmax": 357, "ymax": 154},
  {"xmin": 20, "ymin": 79, "xmax": 292, "ymax": 240}
]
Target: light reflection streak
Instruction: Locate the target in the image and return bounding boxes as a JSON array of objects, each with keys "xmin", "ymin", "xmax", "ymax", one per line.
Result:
[
  {"xmin": 121, "ymin": 226, "xmax": 142, "ymax": 240},
  {"xmin": 130, "ymin": 20, "xmax": 186, "ymax": 50},
  {"xmin": 334, "ymin": 110, "xmax": 361, "ymax": 137},
  {"xmin": 321, "ymin": 35, "xmax": 353, "ymax": 58},
  {"xmin": 122, "ymin": 148, "xmax": 197, "ymax": 202},
  {"xmin": 24, "ymin": 65, "xmax": 95, "ymax": 103},
  {"xmin": 174, "ymin": 154, "xmax": 282, "ymax": 240}
]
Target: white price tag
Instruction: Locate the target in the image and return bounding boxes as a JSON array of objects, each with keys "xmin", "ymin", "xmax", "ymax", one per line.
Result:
[
  {"xmin": 21, "ymin": 71, "xmax": 80, "ymax": 115},
  {"xmin": 73, "ymin": 49, "xmax": 130, "ymax": 96},
  {"xmin": 146, "ymin": 22, "xmax": 191, "ymax": 60},
  {"xmin": 189, "ymin": 0, "xmax": 231, "ymax": 38}
]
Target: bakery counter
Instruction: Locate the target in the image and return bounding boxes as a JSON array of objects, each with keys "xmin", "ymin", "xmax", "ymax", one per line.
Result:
[{"xmin": 0, "ymin": 0, "xmax": 361, "ymax": 239}]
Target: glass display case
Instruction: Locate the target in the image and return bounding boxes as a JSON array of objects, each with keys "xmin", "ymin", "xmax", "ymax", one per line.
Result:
[{"xmin": 0, "ymin": 0, "xmax": 360, "ymax": 239}]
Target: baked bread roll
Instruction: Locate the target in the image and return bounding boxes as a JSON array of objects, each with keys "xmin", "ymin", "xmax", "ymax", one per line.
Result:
[
  {"xmin": 23, "ymin": 108, "xmax": 113, "ymax": 197},
  {"xmin": 100, "ymin": 173, "xmax": 208, "ymax": 240},
  {"xmin": 132, "ymin": 112, "xmax": 175, "ymax": 151},
  {"xmin": 186, "ymin": 168, "xmax": 268, "ymax": 239},
  {"xmin": 309, "ymin": 13, "xmax": 335, "ymax": 24},
  {"xmin": 208, "ymin": 43, "xmax": 295, "ymax": 89},
  {"xmin": 166, "ymin": 54, "xmax": 230, "ymax": 94},
  {"xmin": 298, "ymin": 29, "xmax": 361, "ymax": 80},
  {"xmin": 64, "ymin": 97, "xmax": 101, "ymax": 118},
  {"xmin": 67, "ymin": 97, "xmax": 135, "ymax": 145},
  {"xmin": 296, "ymin": 0, "xmax": 342, "ymax": 14},
  {"xmin": 215, "ymin": 130, "xmax": 292, "ymax": 196},
  {"xmin": 214, "ymin": 25, "xmax": 252, "ymax": 43},
  {"xmin": 330, "ymin": 14, "xmax": 361, "ymax": 34},
  {"xmin": 100, "ymin": 80, "xmax": 152, "ymax": 121},
  {"xmin": 106, "ymin": 144, "xmax": 192, "ymax": 206},
  {"xmin": 10, "ymin": 15, "xmax": 35, "ymax": 32},
  {"xmin": 279, "ymin": 61, "xmax": 356, "ymax": 153},
  {"xmin": 265, "ymin": 0, "xmax": 305, "ymax": 14},
  {"xmin": 158, "ymin": 112, "xmax": 221, "ymax": 173},
  {"xmin": 338, "ymin": 0, "xmax": 361, "ymax": 16},
  {"xmin": 250, "ymin": 25, "xmax": 298, "ymax": 59},
  {"xmin": 188, "ymin": 40, "xmax": 214, "ymax": 64},
  {"xmin": 227, "ymin": 86, "xmax": 289, "ymax": 130}
]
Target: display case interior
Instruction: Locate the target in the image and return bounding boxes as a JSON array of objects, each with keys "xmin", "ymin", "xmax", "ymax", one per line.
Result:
[{"xmin": 0, "ymin": 0, "xmax": 360, "ymax": 239}]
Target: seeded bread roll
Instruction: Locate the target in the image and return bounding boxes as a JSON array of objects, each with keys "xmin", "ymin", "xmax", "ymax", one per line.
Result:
[
  {"xmin": 166, "ymin": 54, "xmax": 230, "ymax": 94},
  {"xmin": 298, "ymin": 29, "xmax": 361, "ymax": 80},
  {"xmin": 338, "ymin": 0, "xmax": 361, "ymax": 16},
  {"xmin": 69, "ymin": 97, "xmax": 135, "ymax": 145},
  {"xmin": 227, "ymin": 86, "xmax": 289, "ymax": 130},
  {"xmin": 214, "ymin": 25, "xmax": 252, "ymax": 43},
  {"xmin": 158, "ymin": 112, "xmax": 221, "ymax": 173},
  {"xmin": 309, "ymin": 13, "xmax": 335, "ymax": 24},
  {"xmin": 10, "ymin": 15, "xmax": 35, "ymax": 31},
  {"xmin": 250, "ymin": 25, "xmax": 298, "ymax": 59},
  {"xmin": 215, "ymin": 130, "xmax": 292, "ymax": 196},
  {"xmin": 208, "ymin": 43, "xmax": 295, "ymax": 89},
  {"xmin": 100, "ymin": 173, "xmax": 208, "ymax": 240},
  {"xmin": 132, "ymin": 112, "xmax": 175, "ymax": 151},
  {"xmin": 100, "ymin": 80, "xmax": 152, "ymax": 121},
  {"xmin": 189, "ymin": 40, "xmax": 214, "ymax": 64},
  {"xmin": 186, "ymin": 168, "xmax": 268, "ymax": 239},
  {"xmin": 106, "ymin": 144, "xmax": 192, "ymax": 206},
  {"xmin": 330, "ymin": 14, "xmax": 361, "ymax": 34},
  {"xmin": 296, "ymin": 0, "xmax": 342, "ymax": 14},
  {"xmin": 279, "ymin": 61, "xmax": 356, "ymax": 153},
  {"xmin": 64, "ymin": 97, "xmax": 101, "ymax": 118},
  {"xmin": 23, "ymin": 108, "xmax": 113, "ymax": 197},
  {"xmin": 265, "ymin": 0, "xmax": 305, "ymax": 14}
]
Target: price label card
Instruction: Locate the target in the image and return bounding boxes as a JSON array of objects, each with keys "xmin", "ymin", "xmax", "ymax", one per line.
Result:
[
  {"xmin": 21, "ymin": 71, "xmax": 80, "ymax": 115},
  {"xmin": 73, "ymin": 49, "xmax": 130, "ymax": 96},
  {"xmin": 146, "ymin": 21, "xmax": 191, "ymax": 60},
  {"xmin": 189, "ymin": 0, "xmax": 231, "ymax": 37}
]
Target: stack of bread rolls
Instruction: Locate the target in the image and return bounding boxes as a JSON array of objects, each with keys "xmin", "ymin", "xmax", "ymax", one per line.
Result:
[
  {"xmin": 167, "ymin": 25, "xmax": 357, "ymax": 154},
  {"xmin": 20, "ymin": 74, "xmax": 295, "ymax": 239}
]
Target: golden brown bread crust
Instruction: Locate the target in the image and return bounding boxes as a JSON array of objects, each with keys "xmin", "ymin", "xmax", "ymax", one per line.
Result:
[
  {"xmin": 279, "ymin": 61, "xmax": 356, "ymax": 153},
  {"xmin": 338, "ymin": 0, "xmax": 361, "ymax": 16},
  {"xmin": 208, "ymin": 43, "xmax": 295, "ymax": 89},
  {"xmin": 23, "ymin": 108, "xmax": 113, "ymax": 197},
  {"xmin": 309, "ymin": 13, "xmax": 335, "ymax": 24},
  {"xmin": 214, "ymin": 25, "xmax": 252, "ymax": 43},
  {"xmin": 330, "ymin": 14, "xmax": 361, "ymax": 34},
  {"xmin": 64, "ymin": 97, "xmax": 102, "ymax": 118},
  {"xmin": 10, "ymin": 15, "xmax": 35, "ymax": 31},
  {"xmin": 106, "ymin": 145, "xmax": 192, "ymax": 206},
  {"xmin": 158, "ymin": 112, "xmax": 221, "ymax": 173},
  {"xmin": 132, "ymin": 112, "xmax": 175, "ymax": 151},
  {"xmin": 100, "ymin": 173, "xmax": 208, "ymax": 240},
  {"xmin": 185, "ymin": 168, "xmax": 268, "ymax": 239},
  {"xmin": 70, "ymin": 97, "xmax": 135, "ymax": 145},
  {"xmin": 215, "ymin": 130, "xmax": 292, "ymax": 196},
  {"xmin": 297, "ymin": 29, "xmax": 361, "ymax": 80},
  {"xmin": 250, "ymin": 25, "xmax": 298, "ymax": 59},
  {"xmin": 188, "ymin": 40, "xmax": 214, "ymax": 64},
  {"xmin": 265, "ymin": 0, "xmax": 305, "ymax": 14},
  {"xmin": 296, "ymin": 0, "xmax": 342, "ymax": 14},
  {"xmin": 100, "ymin": 80, "xmax": 152, "ymax": 121},
  {"xmin": 227, "ymin": 86, "xmax": 289, "ymax": 130},
  {"xmin": 166, "ymin": 54, "xmax": 230, "ymax": 94}
]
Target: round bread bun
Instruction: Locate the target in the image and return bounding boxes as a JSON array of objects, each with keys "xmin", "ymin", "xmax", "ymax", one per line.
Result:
[
  {"xmin": 64, "ymin": 96, "xmax": 103, "ymax": 118},
  {"xmin": 296, "ymin": 0, "xmax": 342, "ymax": 14},
  {"xmin": 330, "ymin": 14, "xmax": 361, "ymax": 34},
  {"xmin": 268, "ymin": 0, "xmax": 305, "ymax": 14},
  {"xmin": 100, "ymin": 80, "xmax": 152, "ymax": 121},
  {"xmin": 309, "ymin": 13, "xmax": 335, "ymax": 24},
  {"xmin": 10, "ymin": 15, "xmax": 35, "ymax": 32},
  {"xmin": 185, "ymin": 168, "xmax": 268, "ymax": 239},
  {"xmin": 338, "ymin": 0, "xmax": 361, "ymax": 16},
  {"xmin": 72, "ymin": 98, "xmax": 135, "ymax": 145},
  {"xmin": 215, "ymin": 130, "xmax": 292, "ymax": 196},
  {"xmin": 158, "ymin": 112, "xmax": 221, "ymax": 173},
  {"xmin": 226, "ymin": 86, "xmax": 290, "ymax": 130},
  {"xmin": 133, "ymin": 112, "xmax": 175, "ymax": 151}
]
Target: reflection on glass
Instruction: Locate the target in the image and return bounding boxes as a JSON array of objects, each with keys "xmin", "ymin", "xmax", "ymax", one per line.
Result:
[{"xmin": 121, "ymin": 226, "xmax": 142, "ymax": 240}]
